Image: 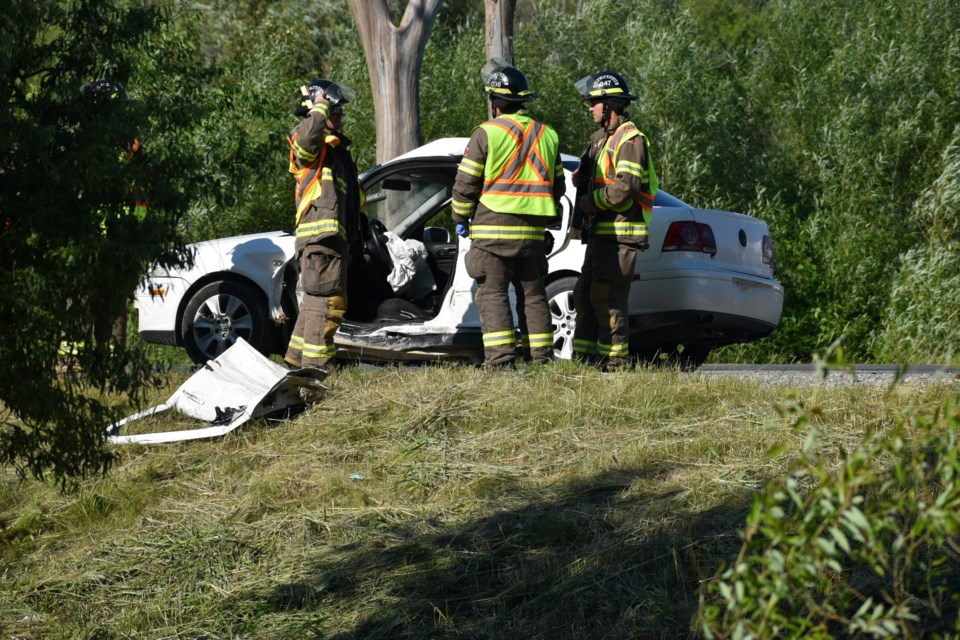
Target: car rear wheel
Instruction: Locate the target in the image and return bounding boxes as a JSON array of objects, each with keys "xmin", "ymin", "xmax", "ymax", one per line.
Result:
[
  {"xmin": 672, "ymin": 345, "xmax": 711, "ymax": 370},
  {"xmin": 545, "ymin": 276, "xmax": 578, "ymax": 360},
  {"xmin": 637, "ymin": 345, "xmax": 711, "ymax": 370},
  {"xmin": 180, "ymin": 280, "xmax": 267, "ymax": 364}
]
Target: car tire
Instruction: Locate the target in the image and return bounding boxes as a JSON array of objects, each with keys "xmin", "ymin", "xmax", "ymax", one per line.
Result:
[
  {"xmin": 180, "ymin": 280, "xmax": 267, "ymax": 364},
  {"xmin": 545, "ymin": 276, "xmax": 579, "ymax": 360}
]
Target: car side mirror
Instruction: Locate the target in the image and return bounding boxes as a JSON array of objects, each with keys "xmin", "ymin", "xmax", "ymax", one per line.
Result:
[{"xmin": 423, "ymin": 226, "xmax": 451, "ymax": 244}]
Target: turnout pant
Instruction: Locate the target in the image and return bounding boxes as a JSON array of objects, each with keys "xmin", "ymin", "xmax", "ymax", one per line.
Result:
[
  {"xmin": 285, "ymin": 242, "xmax": 348, "ymax": 369},
  {"xmin": 466, "ymin": 247, "xmax": 553, "ymax": 366},
  {"xmin": 572, "ymin": 238, "xmax": 638, "ymax": 370}
]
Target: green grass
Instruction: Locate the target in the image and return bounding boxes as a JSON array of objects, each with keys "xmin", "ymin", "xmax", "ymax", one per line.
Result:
[{"xmin": 1, "ymin": 362, "xmax": 957, "ymax": 639}]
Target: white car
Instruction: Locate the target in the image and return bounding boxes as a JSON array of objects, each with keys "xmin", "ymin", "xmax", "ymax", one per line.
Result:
[{"xmin": 135, "ymin": 138, "xmax": 783, "ymax": 366}]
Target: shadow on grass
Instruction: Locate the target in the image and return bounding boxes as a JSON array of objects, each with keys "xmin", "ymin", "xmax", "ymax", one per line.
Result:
[{"xmin": 255, "ymin": 466, "xmax": 754, "ymax": 639}]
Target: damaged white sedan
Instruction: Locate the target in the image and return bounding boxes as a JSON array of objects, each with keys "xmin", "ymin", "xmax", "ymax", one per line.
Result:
[{"xmin": 135, "ymin": 138, "xmax": 783, "ymax": 367}]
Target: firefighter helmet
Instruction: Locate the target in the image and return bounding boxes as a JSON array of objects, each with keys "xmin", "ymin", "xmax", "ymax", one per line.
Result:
[
  {"xmin": 81, "ymin": 79, "xmax": 132, "ymax": 103},
  {"xmin": 574, "ymin": 71, "xmax": 638, "ymax": 103},
  {"xmin": 481, "ymin": 57, "xmax": 537, "ymax": 103},
  {"xmin": 295, "ymin": 78, "xmax": 357, "ymax": 117}
]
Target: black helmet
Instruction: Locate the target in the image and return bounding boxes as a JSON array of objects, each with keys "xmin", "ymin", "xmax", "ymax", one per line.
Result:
[
  {"xmin": 294, "ymin": 78, "xmax": 357, "ymax": 117},
  {"xmin": 80, "ymin": 79, "xmax": 132, "ymax": 103},
  {"xmin": 481, "ymin": 57, "xmax": 537, "ymax": 103},
  {"xmin": 574, "ymin": 71, "xmax": 638, "ymax": 103}
]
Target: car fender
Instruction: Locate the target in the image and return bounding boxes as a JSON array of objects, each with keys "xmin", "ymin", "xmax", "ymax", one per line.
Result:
[{"xmin": 216, "ymin": 232, "xmax": 296, "ymax": 324}]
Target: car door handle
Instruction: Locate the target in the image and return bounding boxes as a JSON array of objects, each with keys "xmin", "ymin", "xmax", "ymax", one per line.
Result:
[{"xmin": 436, "ymin": 247, "xmax": 457, "ymax": 257}]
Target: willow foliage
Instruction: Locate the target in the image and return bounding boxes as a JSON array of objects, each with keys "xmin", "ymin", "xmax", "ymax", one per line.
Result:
[{"xmin": 0, "ymin": 1, "xmax": 191, "ymax": 486}]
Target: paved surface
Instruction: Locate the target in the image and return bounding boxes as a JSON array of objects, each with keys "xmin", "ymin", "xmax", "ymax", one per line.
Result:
[{"xmin": 698, "ymin": 364, "xmax": 960, "ymax": 387}]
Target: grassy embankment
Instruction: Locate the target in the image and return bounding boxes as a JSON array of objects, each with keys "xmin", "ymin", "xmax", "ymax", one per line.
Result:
[{"xmin": 2, "ymin": 362, "xmax": 957, "ymax": 638}]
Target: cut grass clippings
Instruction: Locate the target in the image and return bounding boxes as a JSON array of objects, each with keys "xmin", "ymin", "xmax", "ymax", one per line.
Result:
[{"xmin": 1, "ymin": 361, "xmax": 956, "ymax": 638}]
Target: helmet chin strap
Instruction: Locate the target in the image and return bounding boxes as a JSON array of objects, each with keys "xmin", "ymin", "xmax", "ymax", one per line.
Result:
[{"xmin": 601, "ymin": 102, "xmax": 613, "ymax": 128}]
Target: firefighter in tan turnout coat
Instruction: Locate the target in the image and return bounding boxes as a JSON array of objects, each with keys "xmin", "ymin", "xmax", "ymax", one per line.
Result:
[
  {"xmin": 570, "ymin": 71, "xmax": 658, "ymax": 372},
  {"xmin": 284, "ymin": 79, "xmax": 364, "ymax": 370}
]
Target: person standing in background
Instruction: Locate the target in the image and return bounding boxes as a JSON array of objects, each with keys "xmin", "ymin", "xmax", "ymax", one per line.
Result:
[{"xmin": 570, "ymin": 71, "xmax": 658, "ymax": 372}]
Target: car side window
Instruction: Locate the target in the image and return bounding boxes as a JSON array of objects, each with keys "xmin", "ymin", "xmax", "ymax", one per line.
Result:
[{"xmin": 363, "ymin": 172, "xmax": 451, "ymax": 234}]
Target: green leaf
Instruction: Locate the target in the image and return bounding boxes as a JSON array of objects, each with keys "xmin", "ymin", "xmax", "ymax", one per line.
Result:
[{"xmin": 829, "ymin": 526, "xmax": 851, "ymax": 554}]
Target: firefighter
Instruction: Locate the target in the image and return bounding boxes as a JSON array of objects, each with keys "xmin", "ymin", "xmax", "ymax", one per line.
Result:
[
  {"xmin": 452, "ymin": 58, "xmax": 566, "ymax": 368},
  {"xmin": 284, "ymin": 78, "xmax": 363, "ymax": 370},
  {"xmin": 570, "ymin": 71, "xmax": 658, "ymax": 371},
  {"xmin": 64, "ymin": 80, "xmax": 146, "ymax": 353}
]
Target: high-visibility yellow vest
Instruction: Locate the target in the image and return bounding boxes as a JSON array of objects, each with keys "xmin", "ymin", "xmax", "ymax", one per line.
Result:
[
  {"xmin": 594, "ymin": 122, "xmax": 658, "ymax": 221},
  {"xmin": 99, "ymin": 140, "xmax": 147, "ymax": 233},
  {"xmin": 477, "ymin": 114, "xmax": 559, "ymax": 217}
]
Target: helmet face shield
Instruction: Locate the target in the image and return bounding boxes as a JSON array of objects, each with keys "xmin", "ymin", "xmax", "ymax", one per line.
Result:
[
  {"xmin": 574, "ymin": 71, "xmax": 638, "ymax": 102},
  {"xmin": 480, "ymin": 56, "xmax": 512, "ymax": 86},
  {"xmin": 574, "ymin": 75, "xmax": 594, "ymax": 100},
  {"xmin": 323, "ymin": 81, "xmax": 356, "ymax": 107}
]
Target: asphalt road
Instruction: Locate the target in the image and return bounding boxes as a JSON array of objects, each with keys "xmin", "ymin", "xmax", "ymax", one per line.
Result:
[{"xmin": 698, "ymin": 363, "xmax": 960, "ymax": 387}]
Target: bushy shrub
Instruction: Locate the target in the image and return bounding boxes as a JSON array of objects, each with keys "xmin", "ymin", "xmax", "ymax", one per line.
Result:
[
  {"xmin": 0, "ymin": 1, "xmax": 192, "ymax": 485},
  {"xmin": 514, "ymin": 0, "xmax": 767, "ymax": 211},
  {"xmin": 875, "ymin": 132, "xmax": 960, "ymax": 364},
  {"xmin": 699, "ymin": 395, "xmax": 960, "ymax": 638},
  {"xmin": 743, "ymin": 0, "xmax": 960, "ymax": 361}
]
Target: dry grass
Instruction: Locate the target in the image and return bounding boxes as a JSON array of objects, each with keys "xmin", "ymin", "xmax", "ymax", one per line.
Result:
[{"xmin": 1, "ymin": 362, "xmax": 956, "ymax": 639}]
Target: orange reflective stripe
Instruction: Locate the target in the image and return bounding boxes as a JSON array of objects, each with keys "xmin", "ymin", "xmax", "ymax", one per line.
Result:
[
  {"xmin": 484, "ymin": 118, "xmax": 524, "ymax": 144},
  {"xmin": 500, "ymin": 121, "xmax": 546, "ymax": 180},
  {"xmin": 637, "ymin": 190, "xmax": 654, "ymax": 212},
  {"xmin": 293, "ymin": 140, "xmax": 329, "ymax": 225},
  {"xmin": 483, "ymin": 118, "xmax": 553, "ymax": 195}
]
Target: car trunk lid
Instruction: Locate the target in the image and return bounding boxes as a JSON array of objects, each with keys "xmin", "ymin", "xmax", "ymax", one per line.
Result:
[{"xmin": 689, "ymin": 208, "xmax": 774, "ymax": 278}]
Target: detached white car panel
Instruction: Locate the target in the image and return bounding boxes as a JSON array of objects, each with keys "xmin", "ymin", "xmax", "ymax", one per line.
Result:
[{"xmin": 136, "ymin": 137, "xmax": 783, "ymax": 365}]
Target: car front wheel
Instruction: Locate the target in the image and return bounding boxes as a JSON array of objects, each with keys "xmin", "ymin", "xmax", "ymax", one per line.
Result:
[
  {"xmin": 545, "ymin": 276, "xmax": 578, "ymax": 360},
  {"xmin": 180, "ymin": 280, "xmax": 267, "ymax": 364}
]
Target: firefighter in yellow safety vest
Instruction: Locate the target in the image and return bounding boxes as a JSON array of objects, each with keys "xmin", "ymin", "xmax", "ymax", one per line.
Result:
[
  {"xmin": 570, "ymin": 71, "xmax": 658, "ymax": 372},
  {"xmin": 284, "ymin": 78, "xmax": 364, "ymax": 370},
  {"xmin": 60, "ymin": 80, "xmax": 148, "ymax": 357},
  {"xmin": 452, "ymin": 58, "xmax": 566, "ymax": 367}
]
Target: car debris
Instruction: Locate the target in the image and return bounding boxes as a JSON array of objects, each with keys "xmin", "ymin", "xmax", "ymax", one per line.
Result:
[{"xmin": 107, "ymin": 338, "xmax": 327, "ymax": 444}]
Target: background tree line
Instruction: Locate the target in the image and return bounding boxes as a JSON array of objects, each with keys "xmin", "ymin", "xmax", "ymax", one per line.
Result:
[
  {"xmin": 143, "ymin": 0, "xmax": 959, "ymax": 364},
  {"xmin": 2, "ymin": 0, "xmax": 957, "ymax": 484}
]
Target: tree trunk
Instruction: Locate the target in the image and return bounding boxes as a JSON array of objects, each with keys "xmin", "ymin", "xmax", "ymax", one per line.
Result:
[
  {"xmin": 484, "ymin": 0, "xmax": 516, "ymax": 64},
  {"xmin": 484, "ymin": 0, "xmax": 516, "ymax": 118},
  {"xmin": 348, "ymin": 0, "xmax": 443, "ymax": 163}
]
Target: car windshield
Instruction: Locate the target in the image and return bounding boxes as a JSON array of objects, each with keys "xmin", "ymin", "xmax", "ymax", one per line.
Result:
[{"xmin": 362, "ymin": 167, "xmax": 455, "ymax": 234}]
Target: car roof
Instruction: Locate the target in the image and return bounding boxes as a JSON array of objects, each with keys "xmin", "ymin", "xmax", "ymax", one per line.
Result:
[
  {"xmin": 391, "ymin": 137, "xmax": 469, "ymax": 161},
  {"xmin": 373, "ymin": 137, "xmax": 686, "ymax": 207}
]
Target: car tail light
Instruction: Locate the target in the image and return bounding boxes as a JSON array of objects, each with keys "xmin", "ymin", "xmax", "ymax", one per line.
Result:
[
  {"xmin": 762, "ymin": 234, "xmax": 775, "ymax": 267},
  {"xmin": 662, "ymin": 221, "xmax": 716, "ymax": 256}
]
